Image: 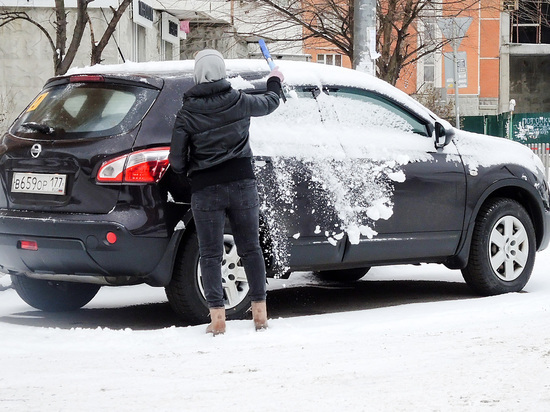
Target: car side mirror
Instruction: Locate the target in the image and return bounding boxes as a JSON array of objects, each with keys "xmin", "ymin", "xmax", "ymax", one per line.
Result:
[{"xmin": 433, "ymin": 120, "xmax": 455, "ymax": 149}]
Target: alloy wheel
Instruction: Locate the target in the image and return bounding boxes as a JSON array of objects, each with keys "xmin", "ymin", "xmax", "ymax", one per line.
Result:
[
  {"xmin": 197, "ymin": 234, "xmax": 250, "ymax": 309},
  {"xmin": 488, "ymin": 215, "xmax": 529, "ymax": 281}
]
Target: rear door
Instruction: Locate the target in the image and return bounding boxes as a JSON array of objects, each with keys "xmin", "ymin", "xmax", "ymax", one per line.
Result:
[{"xmin": 0, "ymin": 75, "xmax": 161, "ymax": 214}]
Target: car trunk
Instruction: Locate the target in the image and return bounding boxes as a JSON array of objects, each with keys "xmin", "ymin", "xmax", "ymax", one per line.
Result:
[{"xmin": 0, "ymin": 74, "xmax": 162, "ymax": 214}]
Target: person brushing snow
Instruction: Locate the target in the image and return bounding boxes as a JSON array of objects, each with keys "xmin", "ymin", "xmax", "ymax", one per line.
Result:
[{"xmin": 169, "ymin": 49, "xmax": 284, "ymax": 335}]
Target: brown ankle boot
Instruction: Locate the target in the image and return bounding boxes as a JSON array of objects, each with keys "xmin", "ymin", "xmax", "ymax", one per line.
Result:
[
  {"xmin": 251, "ymin": 301, "xmax": 268, "ymax": 331},
  {"xmin": 206, "ymin": 307, "xmax": 226, "ymax": 335}
]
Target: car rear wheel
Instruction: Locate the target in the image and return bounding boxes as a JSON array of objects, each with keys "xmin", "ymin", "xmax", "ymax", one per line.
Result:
[
  {"xmin": 165, "ymin": 230, "xmax": 252, "ymax": 324},
  {"xmin": 461, "ymin": 198, "xmax": 536, "ymax": 295},
  {"xmin": 315, "ymin": 267, "xmax": 370, "ymax": 282},
  {"xmin": 11, "ymin": 276, "xmax": 100, "ymax": 311}
]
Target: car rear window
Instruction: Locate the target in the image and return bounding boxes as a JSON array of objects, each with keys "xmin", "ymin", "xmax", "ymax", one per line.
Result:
[{"xmin": 11, "ymin": 82, "xmax": 159, "ymax": 140}]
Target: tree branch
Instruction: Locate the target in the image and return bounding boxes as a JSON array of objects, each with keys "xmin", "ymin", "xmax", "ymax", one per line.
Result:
[
  {"xmin": 0, "ymin": 11, "xmax": 58, "ymax": 70},
  {"xmin": 90, "ymin": 0, "xmax": 132, "ymax": 65}
]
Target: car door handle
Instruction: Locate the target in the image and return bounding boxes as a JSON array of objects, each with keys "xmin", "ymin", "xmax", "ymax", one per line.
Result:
[{"xmin": 255, "ymin": 158, "xmax": 272, "ymax": 168}]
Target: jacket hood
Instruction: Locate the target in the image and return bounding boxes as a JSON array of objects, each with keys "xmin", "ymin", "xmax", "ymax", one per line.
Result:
[{"xmin": 183, "ymin": 79, "xmax": 239, "ymax": 114}]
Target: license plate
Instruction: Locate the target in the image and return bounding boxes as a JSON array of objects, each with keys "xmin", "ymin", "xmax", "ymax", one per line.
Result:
[{"xmin": 11, "ymin": 172, "xmax": 67, "ymax": 195}]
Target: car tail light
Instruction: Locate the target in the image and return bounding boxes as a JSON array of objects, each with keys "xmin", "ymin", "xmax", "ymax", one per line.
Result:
[
  {"xmin": 70, "ymin": 75, "xmax": 105, "ymax": 83},
  {"xmin": 19, "ymin": 240, "xmax": 38, "ymax": 251},
  {"xmin": 97, "ymin": 147, "xmax": 170, "ymax": 184}
]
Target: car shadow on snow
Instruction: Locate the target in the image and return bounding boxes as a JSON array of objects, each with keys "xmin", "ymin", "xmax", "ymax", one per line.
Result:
[
  {"xmin": 0, "ymin": 301, "xmax": 184, "ymax": 331},
  {"xmin": 267, "ymin": 278, "xmax": 476, "ymax": 318},
  {"xmin": 0, "ymin": 278, "xmax": 476, "ymax": 331}
]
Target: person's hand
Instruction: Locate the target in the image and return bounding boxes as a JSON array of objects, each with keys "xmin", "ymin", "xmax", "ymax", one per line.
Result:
[{"xmin": 268, "ymin": 67, "xmax": 284, "ymax": 82}]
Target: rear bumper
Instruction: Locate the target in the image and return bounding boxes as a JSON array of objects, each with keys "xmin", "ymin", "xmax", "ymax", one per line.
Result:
[{"xmin": 0, "ymin": 209, "xmax": 169, "ymax": 282}]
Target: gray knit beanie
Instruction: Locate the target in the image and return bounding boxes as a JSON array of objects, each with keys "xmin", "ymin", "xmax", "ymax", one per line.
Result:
[{"xmin": 193, "ymin": 49, "xmax": 226, "ymax": 84}]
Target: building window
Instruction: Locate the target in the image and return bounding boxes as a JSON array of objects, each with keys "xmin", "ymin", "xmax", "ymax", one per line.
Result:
[
  {"xmin": 163, "ymin": 41, "xmax": 174, "ymax": 61},
  {"xmin": 510, "ymin": 0, "xmax": 550, "ymax": 44},
  {"xmin": 317, "ymin": 54, "xmax": 342, "ymax": 66},
  {"xmin": 420, "ymin": 21, "xmax": 438, "ymax": 90},
  {"xmin": 134, "ymin": 24, "xmax": 147, "ymax": 62},
  {"xmin": 423, "ymin": 54, "xmax": 435, "ymax": 85}
]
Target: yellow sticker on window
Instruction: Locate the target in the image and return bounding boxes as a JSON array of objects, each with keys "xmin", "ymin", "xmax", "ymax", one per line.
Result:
[{"xmin": 27, "ymin": 92, "xmax": 49, "ymax": 112}]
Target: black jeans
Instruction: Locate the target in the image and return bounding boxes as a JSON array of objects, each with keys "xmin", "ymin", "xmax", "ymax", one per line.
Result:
[{"xmin": 191, "ymin": 179, "xmax": 267, "ymax": 308}]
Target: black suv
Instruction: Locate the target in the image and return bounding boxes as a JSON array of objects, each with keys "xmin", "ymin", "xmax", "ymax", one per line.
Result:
[{"xmin": 1, "ymin": 60, "xmax": 549, "ymax": 323}]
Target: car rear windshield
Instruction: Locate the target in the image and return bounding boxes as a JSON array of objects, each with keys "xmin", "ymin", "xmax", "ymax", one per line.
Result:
[{"xmin": 11, "ymin": 82, "xmax": 159, "ymax": 140}]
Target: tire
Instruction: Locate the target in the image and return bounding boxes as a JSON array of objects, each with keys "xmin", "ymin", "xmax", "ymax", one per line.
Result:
[
  {"xmin": 165, "ymin": 231, "xmax": 252, "ymax": 324},
  {"xmin": 461, "ymin": 198, "xmax": 536, "ymax": 296},
  {"xmin": 315, "ymin": 267, "xmax": 370, "ymax": 282},
  {"xmin": 11, "ymin": 276, "xmax": 100, "ymax": 312}
]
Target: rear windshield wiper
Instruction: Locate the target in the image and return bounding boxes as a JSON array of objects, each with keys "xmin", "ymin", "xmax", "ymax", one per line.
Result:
[{"xmin": 21, "ymin": 122, "xmax": 55, "ymax": 135}]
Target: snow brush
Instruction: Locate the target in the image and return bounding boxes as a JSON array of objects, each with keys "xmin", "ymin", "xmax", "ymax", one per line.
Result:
[{"xmin": 259, "ymin": 39, "xmax": 287, "ymax": 102}]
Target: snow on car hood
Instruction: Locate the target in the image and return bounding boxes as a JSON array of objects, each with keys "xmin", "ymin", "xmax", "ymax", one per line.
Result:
[{"xmin": 452, "ymin": 129, "xmax": 545, "ymax": 176}]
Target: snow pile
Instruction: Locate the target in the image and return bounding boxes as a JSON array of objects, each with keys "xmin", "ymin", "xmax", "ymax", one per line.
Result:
[
  {"xmin": 227, "ymin": 75, "xmax": 254, "ymax": 90},
  {"xmin": 0, "ymin": 274, "xmax": 11, "ymax": 290}
]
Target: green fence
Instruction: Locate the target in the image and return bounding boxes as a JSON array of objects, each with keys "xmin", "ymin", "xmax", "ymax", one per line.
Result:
[
  {"xmin": 462, "ymin": 112, "xmax": 550, "ymax": 144},
  {"xmin": 462, "ymin": 114, "xmax": 507, "ymax": 138}
]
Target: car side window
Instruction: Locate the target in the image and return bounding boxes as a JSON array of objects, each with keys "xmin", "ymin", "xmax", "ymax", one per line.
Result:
[
  {"xmin": 248, "ymin": 86, "xmax": 346, "ymax": 158},
  {"xmin": 321, "ymin": 87, "xmax": 430, "ymax": 137}
]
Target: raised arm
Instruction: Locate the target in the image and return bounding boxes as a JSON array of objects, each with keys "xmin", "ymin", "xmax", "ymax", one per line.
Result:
[{"xmin": 244, "ymin": 72, "xmax": 284, "ymax": 117}]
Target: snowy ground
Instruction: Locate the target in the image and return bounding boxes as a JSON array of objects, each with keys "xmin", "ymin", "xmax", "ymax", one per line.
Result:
[{"xmin": 1, "ymin": 249, "xmax": 550, "ymax": 411}]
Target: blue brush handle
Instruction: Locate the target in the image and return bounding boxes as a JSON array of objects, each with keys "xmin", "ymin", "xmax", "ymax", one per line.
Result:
[
  {"xmin": 259, "ymin": 39, "xmax": 276, "ymax": 70},
  {"xmin": 259, "ymin": 39, "xmax": 286, "ymax": 102}
]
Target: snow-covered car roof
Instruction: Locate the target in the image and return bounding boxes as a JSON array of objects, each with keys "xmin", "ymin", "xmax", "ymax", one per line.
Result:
[
  {"xmin": 67, "ymin": 59, "xmax": 435, "ymax": 122},
  {"xmin": 66, "ymin": 59, "xmax": 546, "ymax": 178}
]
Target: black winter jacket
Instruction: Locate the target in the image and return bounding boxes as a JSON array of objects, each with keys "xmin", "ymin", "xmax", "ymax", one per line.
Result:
[{"xmin": 169, "ymin": 78, "xmax": 281, "ymax": 187}]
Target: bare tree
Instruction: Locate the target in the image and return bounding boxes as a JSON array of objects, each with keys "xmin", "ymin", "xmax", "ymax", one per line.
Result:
[
  {"xmin": 377, "ymin": 0, "xmax": 483, "ymax": 85},
  {"xmin": 1, "ymin": 0, "xmax": 131, "ymax": 75},
  {"xmin": 88, "ymin": 1, "xmax": 132, "ymax": 65},
  {"xmin": 235, "ymin": 0, "xmax": 352, "ymax": 58},
  {"xmin": 412, "ymin": 84, "xmax": 454, "ymax": 122},
  {"xmin": 238, "ymin": 0, "xmax": 483, "ymax": 85}
]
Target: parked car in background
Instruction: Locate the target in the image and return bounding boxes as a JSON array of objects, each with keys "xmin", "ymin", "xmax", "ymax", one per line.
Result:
[{"xmin": 0, "ymin": 60, "xmax": 549, "ymax": 324}]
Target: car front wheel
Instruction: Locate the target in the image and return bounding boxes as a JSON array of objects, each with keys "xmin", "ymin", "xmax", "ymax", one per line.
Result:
[
  {"xmin": 165, "ymin": 230, "xmax": 252, "ymax": 324},
  {"xmin": 462, "ymin": 198, "xmax": 536, "ymax": 295},
  {"xmin": 11, "ymin": 276, "xmax": 100, "ymax": 311}
]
